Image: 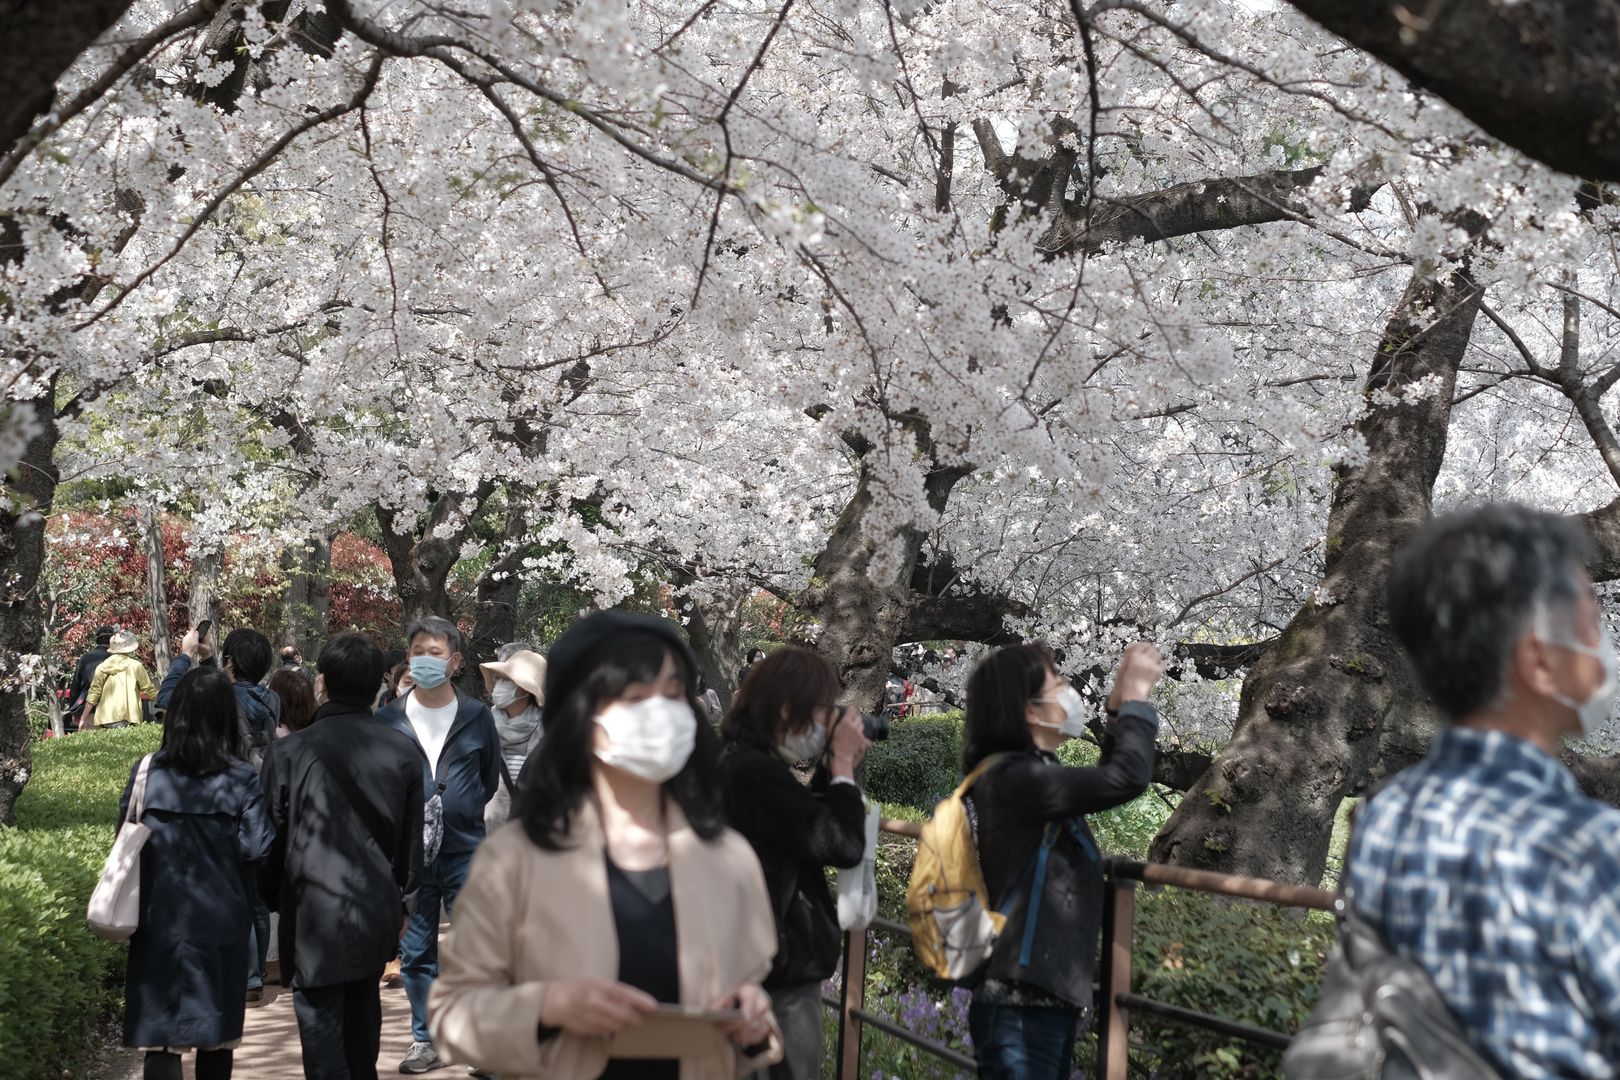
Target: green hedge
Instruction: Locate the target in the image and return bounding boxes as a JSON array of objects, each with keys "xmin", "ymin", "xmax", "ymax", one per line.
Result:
[
  {"xmin": 0, "ymin": 725, "xmax": 161, "ymax": 1080},
  {"xmin": 863, "ymin": 712, "xmax": 963, "ymax": 809}
]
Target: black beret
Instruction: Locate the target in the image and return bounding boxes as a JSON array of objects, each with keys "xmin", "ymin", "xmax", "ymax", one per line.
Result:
[{"xmin": 543, "ymin": 611, "xmax": 699, "ymax": 707}]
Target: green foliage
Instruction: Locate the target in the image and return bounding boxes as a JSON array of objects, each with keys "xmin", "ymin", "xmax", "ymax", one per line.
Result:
[
  {"xmin": 1128, "ymin": 890, "xmax": 1332, "ymax": 1078},
  {"xmin": 862, "ymin": 712, "xmax": 963, "ymax": 810},
  {"xmin": 0, "ymin": 725, "xmax": 162, "ymax": 1080}
]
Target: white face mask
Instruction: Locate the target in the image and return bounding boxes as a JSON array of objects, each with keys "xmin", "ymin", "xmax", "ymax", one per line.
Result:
[
  {"xmin": 1539, "ymin": 623, "xmax": 1619, "ymax": 738},
  {"xmin": 491, "ymin": 678, "xmax": 521, "ymax": 710},
  {"xmin": 595, "ymin": 695, "xmax": 698, "ymax": 783},
  {"xmin": 1030, "ymin": 684, "xmax": 1088, "ymax": 739},
  {"xmin": 778, "ymin": 721, "xmax": 830, "ymax": 764}
]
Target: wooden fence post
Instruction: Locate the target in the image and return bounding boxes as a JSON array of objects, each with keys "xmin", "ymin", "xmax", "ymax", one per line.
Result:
[
  {"xmin": 836, "ymin": 927, "xmax": 867, "ymax": 1079},
  {"xmin": 1096, "ymin": 876, "xmax": 1137, "ymax": 1080}
]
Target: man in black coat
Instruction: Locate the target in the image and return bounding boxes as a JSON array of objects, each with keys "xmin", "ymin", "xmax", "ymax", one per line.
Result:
[
  {"xmin": 64, "ymin": 626, "xmax": 113, "ymax": 731},
  {"xmin": 260, "ymin": 633, "xmax": 424, "ymax": 1080}
]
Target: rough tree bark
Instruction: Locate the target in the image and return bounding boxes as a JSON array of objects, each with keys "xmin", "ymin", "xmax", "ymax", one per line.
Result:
[
  {"xmin": 1149, "ymin": 241, "xmax": 1486, "ymax": 885},
  {"xmin": 0, "ymin": 391, "xmax": 60, "ymax": 825},
  {"xmin": 281, "ymin": 533, "xmax": 331, "ymax": 659},
  {"xmin": 0, "ymin": 0, "xmax": 138, "ymax": 152},
  {"xmin": 800, "ymin": 427, "xmax": 972, "ymax": 712},
  {"xmin": 1283, "ymin": 0, "xmax": 1620, "ymax": 183},
  {"xmin": 141, "ymin": 501, "xmax": 171, "ymax": 678},
  {"xmin": 376, "ymin": 483, "xmax": 495, "ymax": 629},
  {"xmin": 189, "ymin": 544, "xmax": 222, "ymax": 636},
  {"xmin": 672, "ymin": 569, "xmax": 751, "ymax": 707},
  {"xmin": 456, "ymin": 503, "xmax": 528, "ymax": 699}
]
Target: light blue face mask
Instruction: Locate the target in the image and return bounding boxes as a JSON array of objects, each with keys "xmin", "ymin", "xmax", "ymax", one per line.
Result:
[{"xmin": 409, "ymin": 655, "xmax": 450, "ymax": 690}]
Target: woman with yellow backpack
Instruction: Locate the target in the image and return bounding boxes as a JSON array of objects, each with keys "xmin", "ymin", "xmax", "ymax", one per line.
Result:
[{"xmin": 911, "ymin": 641, "xmax": 1162, "ymax": 1079}]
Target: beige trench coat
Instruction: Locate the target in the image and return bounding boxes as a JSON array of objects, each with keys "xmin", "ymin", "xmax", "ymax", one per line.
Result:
[{"xmin": 429, "ymin": 800, "xmax": 783, "ymax": 1079}]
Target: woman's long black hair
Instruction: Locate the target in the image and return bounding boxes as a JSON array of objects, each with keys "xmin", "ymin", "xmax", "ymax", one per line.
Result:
[
  {"xmin": 517, "ymin": 630, "xmax": 725, "ymax": 850},
  {"xmin": 962, "ymin": 644, "xmax": 1056, "ymax": 773},
  {"xmin": 160, "ymin": 666, "xmax": 246, "ymax": 776}
]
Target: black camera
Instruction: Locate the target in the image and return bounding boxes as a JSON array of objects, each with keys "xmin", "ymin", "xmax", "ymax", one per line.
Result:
[{"xmin": 859, "ymin": 711, "xmax": 890, "ymax": 741}]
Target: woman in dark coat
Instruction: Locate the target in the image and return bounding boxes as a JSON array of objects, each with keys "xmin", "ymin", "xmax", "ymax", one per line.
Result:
[
  {"xmin": 119, "ymin": 666, "xmax": 274, "ymax": 1080},
  {"xmin": 717, "ymin": 647, "xmax": 871, "ymax": 1080}
]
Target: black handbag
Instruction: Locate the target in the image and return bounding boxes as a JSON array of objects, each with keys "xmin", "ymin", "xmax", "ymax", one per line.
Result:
[{"xmin": 1282, "ymin": 889, "xmax": 1503, "ymax": 1080}]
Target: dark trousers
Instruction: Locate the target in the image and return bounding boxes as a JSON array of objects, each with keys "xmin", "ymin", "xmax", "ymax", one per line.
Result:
[
  {"xmin": 968, "ymin": 1000, "xmax": 1081, "ymax": 1080},
  {"xmin": 292, "ymin": 978, "xmax": 383, "ymax": 1080},
  {"xmin": 143, "ymin": 1050, "xmax": 231, "ymax": 1080},
  {"xmin": 247, "ymin": 897, "xmax": 271, "ymax": 990}
]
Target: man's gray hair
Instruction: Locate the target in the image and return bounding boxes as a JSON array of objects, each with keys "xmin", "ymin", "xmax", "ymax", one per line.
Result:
[
  {"xmin": 406, "ymin": 615, "xmax": 463, "ymax": 655},
  {"xmin": 1386, "ymin": 502, "xmax": 1594, "ymax": 720}
]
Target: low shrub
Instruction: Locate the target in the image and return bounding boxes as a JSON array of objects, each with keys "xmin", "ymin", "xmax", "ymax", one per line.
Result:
[
  {"xmin": 863, "ymin": 712, "xmax": 963, "ymax": 810},
  {"xmin": 1130, "ymin": 889, "xmax": 1332, "ymax": 1078},
  {"xmin": 0, "ymin": 724, "xmax": 160, "ymax": 1080}
]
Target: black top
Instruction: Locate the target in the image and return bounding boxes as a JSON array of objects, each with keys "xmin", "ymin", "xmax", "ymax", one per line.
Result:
[
  {"xmin": 258, "ymin": 703, "xmax": 425, "ymax": 989},
  {"xmin": 970, "ymin": 702, "xmax": 1159, "ymax": 1010},
  {"xmin": 718, "ymin": 738, "xmax": 866, "ymax": 988},
  {"xmin": 600, "ymin": 857, "xmax": 679, "ymax": 1080}
]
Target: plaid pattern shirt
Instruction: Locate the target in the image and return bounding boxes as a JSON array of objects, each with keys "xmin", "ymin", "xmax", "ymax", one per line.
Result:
[{"xmin": 1347, "ymin": 727, "xmax": 1620, "ymax": 1078}]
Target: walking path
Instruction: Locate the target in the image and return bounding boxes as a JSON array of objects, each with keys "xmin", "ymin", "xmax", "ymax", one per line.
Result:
[{"xmin": 99, "ymin": 980, "xmax": 425, "ymax": 1079}]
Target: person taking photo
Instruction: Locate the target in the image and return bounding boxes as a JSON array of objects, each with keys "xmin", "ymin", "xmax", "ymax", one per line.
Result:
[
  {"xmin": 717, "ymin": 646, "xmax": 870, "ymax": 1080},
  {"xmin": 960, "ymin": 641, "xmax": 1163, "ymax": 1080}
]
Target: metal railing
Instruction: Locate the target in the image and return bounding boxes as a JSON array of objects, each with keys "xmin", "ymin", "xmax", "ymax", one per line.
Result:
[{"xmin": 828, "ymin": 819, "xmax": 1334, "ymax": 1079}]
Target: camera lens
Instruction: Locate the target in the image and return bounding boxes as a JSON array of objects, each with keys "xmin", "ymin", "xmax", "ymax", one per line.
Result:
[{"xmin": 861, "ymin": 712, "xmax": 890, "ymax": 741}]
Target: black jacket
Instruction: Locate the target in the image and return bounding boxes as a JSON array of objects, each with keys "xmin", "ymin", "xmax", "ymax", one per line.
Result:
[
  {"xmin": 971, "ymin": 702, "xmax": 1158, "ymax": 1010},
  {"xmin": 719, "ymin": 738, "xmax": 866, "ymax": 988},
  {"xmin": 259, "ymin": 702, "xmax": 424, "ymax": 989},
  {"xmin": 68, "ymin": 645, "xmax": 110, "ymax": 714},
  {"xmin": 376, "ymin": 690, "xmax": 500, "ymax": 860}
]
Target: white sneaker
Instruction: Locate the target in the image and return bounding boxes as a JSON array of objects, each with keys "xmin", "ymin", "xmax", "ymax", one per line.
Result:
[{"xmin": 400, "ymin": 1041, "xmax": 444, "ymax": 1074}]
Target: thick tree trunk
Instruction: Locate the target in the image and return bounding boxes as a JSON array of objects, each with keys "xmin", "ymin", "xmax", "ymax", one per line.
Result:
[
  {"xmin": 282, "ymin": 533, "xmax": 331, "ymax": 659},
  {"xmin": 673, "ymin": 572, "xmax": 750, "ymax": 707},
  {"xmin": 457, "ymin": 505, "xmax": 527, "ymax": 699},
  {"xmin": 0, "ymin": 390, "xmax": 59, "ymax": 825},
  {"xmin": 141, "ymin": 501, "xmax": 171, "ymax": 679},
  {"xmin": 1148, "ymin": 254, "xmax": 1484, "ymax": 885},
  {"xmin": 189, "ymin": 544, "xmax": 222, "ymax": 636},
  {"xmin": 801, "ymin": 444, "xmax": 971, "ymax": 713},
  {"xmin": 0, "ymin": 0, "xmax": 137, "ymax": 152},
  {"xmin": 376, "ymin": 485, "xmax": 493, "ymax": 636},
  {"xmin": 1283, "ymin": 0, "xmax": 1620, "ymax": 182}
]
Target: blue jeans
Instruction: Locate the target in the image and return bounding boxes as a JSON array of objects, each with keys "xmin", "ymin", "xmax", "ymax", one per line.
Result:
[
  {"xmin": 968, "ymin": 999, "xmax": 1082, "ymax": 1080},
  {"xmin": 402, "ymin": 848, "xmax": 473, "ymax": 1043}
]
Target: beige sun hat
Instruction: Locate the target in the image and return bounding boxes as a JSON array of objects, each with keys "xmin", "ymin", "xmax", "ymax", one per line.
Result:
[
  {"xmin": 107, "ymin": 630, "xmax": 139, "ymax": 655},
  {"xmin": 480, "ymin": 649, "xmax": 546, "ymax": 704}
]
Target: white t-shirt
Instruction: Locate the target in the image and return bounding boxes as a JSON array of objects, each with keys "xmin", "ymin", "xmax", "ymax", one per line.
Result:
[{"xmin": 406, "ymin": 695, "xmax": 459, "ymax": 778}]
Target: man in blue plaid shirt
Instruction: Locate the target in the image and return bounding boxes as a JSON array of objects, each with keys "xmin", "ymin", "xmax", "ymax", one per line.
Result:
[{"xmin": 1348, "ymin": 504, "xmax": 1620, "ymax": 1077}]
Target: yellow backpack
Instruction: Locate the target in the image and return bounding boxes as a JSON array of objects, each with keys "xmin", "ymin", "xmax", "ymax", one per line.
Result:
[{"xmin": 905, "ymin": 754, "xmax": 1008, "ymax": 981}]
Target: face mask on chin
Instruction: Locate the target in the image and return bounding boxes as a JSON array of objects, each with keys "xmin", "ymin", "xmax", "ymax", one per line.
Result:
[
  {"xmin": 1029, "ymin": 684, "xmax": 1088, "ymax": 740},
  {"xmin": 595, "ymin": 695, "xmax": 698, "ymax": 783}
]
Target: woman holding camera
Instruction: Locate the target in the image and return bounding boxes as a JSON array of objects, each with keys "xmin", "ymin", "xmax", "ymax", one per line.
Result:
[
  {"xmin": 429, "ymin": 612, "xmax": 781, "ymax": 1079},
  {"xmin": 961, "ymin": 641, "xmax": 1162, "ymax": 1080},
  {"xmin": 718, "ymin": 647, "xmax": 871, "ymax": 1080}
]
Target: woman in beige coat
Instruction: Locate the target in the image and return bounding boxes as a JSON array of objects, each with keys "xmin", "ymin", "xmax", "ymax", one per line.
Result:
[{"xmin": 430, "ymin": 612, "xmax": 782, "ymax": 1080}]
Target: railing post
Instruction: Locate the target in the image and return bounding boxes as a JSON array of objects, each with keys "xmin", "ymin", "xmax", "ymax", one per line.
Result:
[
  {"xmin": 1095, "ymin": 870, "xmax": 1137, "ymax": 1080},
  {"xmin": 835, "ymin": 927, "xmax": 867, "ymax": 1079}
]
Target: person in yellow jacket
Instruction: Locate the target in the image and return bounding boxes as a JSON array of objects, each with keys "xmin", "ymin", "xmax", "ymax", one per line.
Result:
[{"xmin": 85, "ymin": 630, "xmax": 157, "ymax": 729}]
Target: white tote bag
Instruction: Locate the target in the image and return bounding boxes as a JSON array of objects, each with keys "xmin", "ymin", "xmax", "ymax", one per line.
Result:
[
  {"xmin": 87, "ymin": 753, "xmax": 155, "ymax": 941},
  {"xmin": 836, "ymin": 798, "xmax": 881, "ymax": 931}
]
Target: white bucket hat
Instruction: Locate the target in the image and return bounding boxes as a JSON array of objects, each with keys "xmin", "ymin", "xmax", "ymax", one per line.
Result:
[
  {"xmin": 107, "ymin": 630, "xmax": 139, "ymax": 655},
  {"xmin": 480, "ymin": 650, "xmax": 546, "ymax": 705}
]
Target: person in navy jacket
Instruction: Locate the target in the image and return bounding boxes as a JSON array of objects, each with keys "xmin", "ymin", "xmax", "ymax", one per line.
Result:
[{"xmin": 374, "ymin": 615, "xmax": 500, "ymax": 1074}]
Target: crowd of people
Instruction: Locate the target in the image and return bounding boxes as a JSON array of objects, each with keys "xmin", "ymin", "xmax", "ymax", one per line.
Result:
[{"xmin": 85, "ymin": 500, "xmax": 1620, "ymax": 1080}]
